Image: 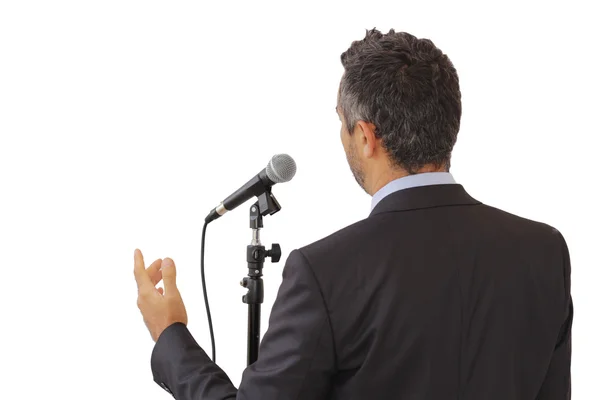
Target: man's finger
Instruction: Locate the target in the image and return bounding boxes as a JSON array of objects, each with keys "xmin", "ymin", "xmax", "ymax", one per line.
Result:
[
  {"xmin": 161, "ymin": 258, "xmax": 177, "ymax": 295},
  {"xmin": 147, "ymin": 258, "xmax": 163, "ymax": 286},
  {"xmin": 133, "ymin": 249, "xmax": 152, "ymax": 290}
]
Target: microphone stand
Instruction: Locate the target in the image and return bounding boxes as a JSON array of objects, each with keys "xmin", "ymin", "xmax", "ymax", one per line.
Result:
[{"xmin": 240, "ymin": 188, "xmax": 282, "ymax": 366}]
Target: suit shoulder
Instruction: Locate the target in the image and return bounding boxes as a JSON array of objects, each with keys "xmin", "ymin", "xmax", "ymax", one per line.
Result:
[
  {"xmin": 478, "ymin": 203, "xmax": 566, "ymax": 243},
  {"xmin": 297, "ymin": 217, "xmax": 377, "ymax": 261}
]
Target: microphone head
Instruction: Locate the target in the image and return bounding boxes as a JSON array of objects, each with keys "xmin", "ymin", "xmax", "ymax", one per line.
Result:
[{"xmin": 266, "ymin": 154, "xmax": 297, "ymax": 183}]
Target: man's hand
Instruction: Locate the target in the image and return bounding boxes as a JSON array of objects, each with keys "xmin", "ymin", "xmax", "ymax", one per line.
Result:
[{"xmin": 134, "ymin": 249, "xmax": 188, "ymax": 342}]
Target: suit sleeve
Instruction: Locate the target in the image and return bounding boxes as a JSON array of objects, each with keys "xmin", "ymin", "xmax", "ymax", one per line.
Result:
[
  {"xmin": 150, "ymin": 249, "xmax": 336, "ymax": 400},
  {"xmin": 151, "ymin": 323, "xmax": 238, "ymax": 399},
  {"xmin": 536, "ymin": 230, "xmax": 573, "ymax": 400}
]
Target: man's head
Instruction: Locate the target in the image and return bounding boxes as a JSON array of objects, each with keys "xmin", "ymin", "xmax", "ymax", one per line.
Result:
[{"xmin": 337, "ymin": 29, "xmax": 461, "ymax": 195}]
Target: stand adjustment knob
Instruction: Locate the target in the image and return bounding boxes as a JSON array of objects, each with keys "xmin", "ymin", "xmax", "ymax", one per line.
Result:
[
  {"xmin": 240, "ymin": 277, "xmax": 249, "ymax": 287},
  {"xmin": 267, "ymin": 244, "xmax": 281, "ymax": 263}
]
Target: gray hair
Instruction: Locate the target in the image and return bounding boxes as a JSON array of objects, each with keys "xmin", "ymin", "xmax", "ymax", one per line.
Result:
[{"xmin": 339, "ymin": 29, "xmax": 461, "ymax": 173}]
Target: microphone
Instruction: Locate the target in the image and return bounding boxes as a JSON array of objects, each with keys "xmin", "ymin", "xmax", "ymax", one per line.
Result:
[{"xmin": 205, "ymin": 154, "xmax": 297, "ymax": 223}]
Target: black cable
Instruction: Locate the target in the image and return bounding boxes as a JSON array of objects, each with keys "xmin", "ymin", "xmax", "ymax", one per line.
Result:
[{"xmin": 201, "ymin": 221, "xmax": 216, "ymax": 362}]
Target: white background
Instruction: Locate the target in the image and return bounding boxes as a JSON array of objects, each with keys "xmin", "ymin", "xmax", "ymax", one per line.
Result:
[{"xmin": 1, "ymin": 1, "xmax": 598, "ymax": 398}]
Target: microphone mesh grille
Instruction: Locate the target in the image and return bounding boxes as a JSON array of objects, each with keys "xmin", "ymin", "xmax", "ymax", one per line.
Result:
[{"xmin": 266, "ymin": 154, "xmax": 297, "ymax": 183}]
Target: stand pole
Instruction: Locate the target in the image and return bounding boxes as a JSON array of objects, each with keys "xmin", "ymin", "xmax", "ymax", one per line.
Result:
[
  {"xmin": 241, "ymin": 191, "xmax": 281, "ymax": 366},
  {"xmin": 247, "ymin": 303, "xmax": 261, "ymax": 364}
]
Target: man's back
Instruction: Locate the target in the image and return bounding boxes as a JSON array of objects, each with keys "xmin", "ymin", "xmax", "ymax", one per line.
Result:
[
  {"xmin": 148, "ymin": 183, "xmax": 572, "ymax": 400},
  {"xmin": 296, "ymin": 184, "xmax": 572, "ymax": 399}
]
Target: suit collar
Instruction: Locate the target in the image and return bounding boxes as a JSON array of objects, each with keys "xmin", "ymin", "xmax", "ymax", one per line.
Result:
[{"xmin": 369, "ymin": 184, "xmax": 481, "ymax": 217}]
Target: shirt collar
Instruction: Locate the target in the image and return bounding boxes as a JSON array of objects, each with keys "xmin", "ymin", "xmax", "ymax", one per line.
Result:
[{"xmin": 371, "ymin": 172, "xmax": 457, "ymax": 211}]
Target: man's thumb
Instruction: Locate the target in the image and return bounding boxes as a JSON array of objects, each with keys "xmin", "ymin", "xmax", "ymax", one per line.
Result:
[{"xmin": 161, "ymin": 258, "xmax": 177, "ymax": 294}]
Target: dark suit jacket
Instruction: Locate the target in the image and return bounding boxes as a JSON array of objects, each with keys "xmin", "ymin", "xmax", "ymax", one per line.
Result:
[{"xmin": 151, "ymin": 184, "xmax": 573, "ymax": 399}]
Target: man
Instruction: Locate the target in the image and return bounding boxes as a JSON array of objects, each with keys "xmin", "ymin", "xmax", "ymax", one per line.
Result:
[{"xmin": 134, "ymin": 29, "xmax": 572, "ymax": 399}]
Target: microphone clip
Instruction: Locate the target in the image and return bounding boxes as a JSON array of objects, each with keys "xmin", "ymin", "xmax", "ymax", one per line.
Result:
[{"xmin": 250, "ymin": 189, "xmax": 281, "ymax": 230}]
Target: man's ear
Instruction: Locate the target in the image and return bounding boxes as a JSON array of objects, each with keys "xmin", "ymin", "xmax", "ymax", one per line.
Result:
[{"xmin": 355, "ymin": 121, "xmax": 377, "ymax": 158}]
